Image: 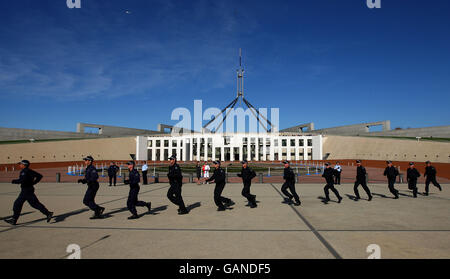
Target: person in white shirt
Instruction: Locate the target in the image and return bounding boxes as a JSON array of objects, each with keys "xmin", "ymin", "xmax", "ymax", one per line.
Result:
[
  {"xmin": 334, "ymin": 162, "xmax": 342, "ymax": 185},
  {"xmin": 142, "ymin": 161, "xmax": 148, "ymax": 185},
  {"xmin": 203, "ymin": 162, "xmax": 210, "ymax": 184}
]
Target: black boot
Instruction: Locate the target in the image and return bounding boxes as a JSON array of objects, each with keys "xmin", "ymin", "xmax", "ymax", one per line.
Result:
[
  {"xmin": 46, "ymin": 212, "xmax": 54, "ymax": 223},
  {"xmin": 4, "ymin": 218, "xmax": 17, "ymax": 226},
  {"xmin": 146, "ymin": 202, "xmax": 152, "ymax": 212},
  {"xmin": 128, "ymin": 214, "xmax": 139, "ymax": 220},
  {"xmin": 293, "ymin": 200, "xmax": 301, "ymax": 206},
  {"xmin": 368, "ymin": 196, "xmax": 372, "ymax": 201}
]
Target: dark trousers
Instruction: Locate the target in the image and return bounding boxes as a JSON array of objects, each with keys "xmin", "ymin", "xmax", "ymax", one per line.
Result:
[
  {"xmin": 281, "ymin": 181, "xmax": 300, "ymax": 202},
  {"xmin": 108, "ymin": 175, "xmax": 116, "ymax": 186},
  {"xmin": 127, "ymin": 186, "xmax": 147, "ymax": 215},
  {"xmin": 142, "ymin": 171, "xmax": 148, "ymax": 185},
  {"xmin": 334, "ymin": 172, "xmax": 341, "ymax": 185},
  {"xmin": 354, "ymin": 180, "xmax": 372, "ymax": 198},
  {"xmin": 167, "ymin": 183, "xmax": 186, "ymax": 210},
  {"xmin": 13, "ymin": 188, "xmax": 50, "ymax": 220},
  {"xmin": 408, "ymin": 179, "xmax": 418, "ymax": 197},
  {"xmin": 83, "ymin": 182, "xmax": 101, "ymax": 212},
  {"xmin": 387, "ymin": 178, "xmax": 399, "ymax": 197},
  {"xmin": 324, "ymin": 182, "xmax": 341, "ymax": 200},
  {"xmin": 214, "ymin": 182, "xmax": 231, "ymax": 209},
  {"xmin": 242, "ymin": 181, "xmax": 256, "ymax": 203},
  {"xmin": 425, "ymin": 177, "xmax": 441, "ymax": 193}
]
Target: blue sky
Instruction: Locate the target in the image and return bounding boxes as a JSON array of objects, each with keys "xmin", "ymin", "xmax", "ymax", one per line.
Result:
[{"xmin": 0, "ymin": 0, "xmax": 449, "ymax": 132}]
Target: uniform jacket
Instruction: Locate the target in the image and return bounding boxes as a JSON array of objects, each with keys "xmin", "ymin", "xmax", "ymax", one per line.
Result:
[
  {"xmin": 425, "ymin": 166, "xmax": 437, "ymax": 178},
  {"xmin": 12, "ymin": 167, "xmax": 43, "ymax": 189},
  {"xmin": 383, "ymin": 166, "xmax": 399, "ymax": 179},
  {"xmin": 322, "ymin": 168, "xmax": 336, "ymax": 184},
  {"xmin": 237, "ymin": 167, "xmax": 256, "ymax": 182},
  {"xmin": 85, "ymin": 165, "xmax": 99, "ymax": 184},
  {"xmin": 128, "ymin": 168, "xmax": 140, "ymax": 187},
  {"xmin": 283, "ymin": 167, "xmax": 296, "ymax": 184},
  {"xmin": 356, "ymin": 166, "xmax": 367, "ymax": 181},
  {"xmin": 168, "ymin": 163, "xmax": 183, "ymax": 186},
  {"xmin": 107, "ymin": 165, "xmax": 119, "ymax": 176},
  {"xmin": 407, "ymin": 168, "xmax": 421, "ymax": 181},
  {"xmin": 206, "ymin": 167, "xmax": 226, "ymax": 184}
]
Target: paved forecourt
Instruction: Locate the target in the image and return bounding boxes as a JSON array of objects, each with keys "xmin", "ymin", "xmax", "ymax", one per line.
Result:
[{"xmin": 0, "ymin": 181, "xmax": 449, "ymax": 259}]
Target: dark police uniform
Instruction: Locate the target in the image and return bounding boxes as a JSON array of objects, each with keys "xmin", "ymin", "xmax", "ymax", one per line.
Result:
[
  {"xmin": 237, "ymin": 166, "xmax": 257, "ymax": 207},
  {"xmin": 107, "ymin": 164, "xmax": 119, "ymax": 186},
  {"xmin": 125, "ymin": 167, "xmax": 151, "ymax": 218},
  {"xmin": 354, "ymin": 165, "xmax": 372, "ymax": 201},
  {"xmin": 206, "ymin": 164, "xmax": 233, "ymax": 211},
  {"xmin": 383, "ymin": 165, "xmax": 399, "ymax": 199},
  {"xmin": 424, "ymin": 165, "xmax": 442, "ymax": 195},
  {"xmin": 167, "ymin": 163, "xmax": 188, "ymax": 214},
  {"xmin": 79, "ymin": 163, "xmax": 104, "ymax": 218},
  {"xmin": 281, "ymin": 165, "xmax": 301, "ymax": 205},
  {"xmin": 322, "ymin": 167, "xmax": 342, "ymax": 202},
  {"xmin": 407, "ymin": 167, "xmax": 420, "ymax": 198},
  {"xmin": 10, "ymin": 167, "xmax": 52, "ymax": 224}
]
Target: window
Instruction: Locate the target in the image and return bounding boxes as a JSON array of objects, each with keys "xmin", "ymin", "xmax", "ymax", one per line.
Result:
[
  {"xmin": 299, "ymin": 139, "xmax": 304, "ymax": 146},
  {"xmin": 164, "ymin": 140, "xmax": 169, "ymax": 147},
  {"xmin": 243, "ymin": 137, "xmax": 248, "ymax": 144},
  {"xmin": 172, "ymin": 140, "xmax": 177, "ymax": 147},
  {"xmin": 148, "ymin": 140, "xmax": 153, "ymax": 147},
  {"xmin": 156, "ymin": 140, "xmax": 161, "ymax": 147},
  {"xmin": 282, "ymin": 139, "xmax": 287, "ymax": 147},
  {"xmin": 224, "ymin": 136, "xmax": 231, "ymax": 145},
  {"xmin": 290, "ymin": 139, "xmax": 295, "ymax": 146},
  {"xmin": 307, "ymin": 139, "xmax": 312, "ymax": 146},
  {"xmin": 274, "ymin": 139, "xmax": 278, "ymax": 147}
]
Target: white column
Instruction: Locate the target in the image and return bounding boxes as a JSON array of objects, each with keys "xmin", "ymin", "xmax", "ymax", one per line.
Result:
[
  {"xmin": 196, "ymin": 137, "xmax": 201, "ymax": 161},
  {"xmin": 204, "ymin": 137, "xmax": 208, "ymax": 161},
  {"xmin": 262, "ymin": 138, "xmax": 267, "ymax": 161},
  {"xmin": 239, "ymin": 146, "xmax": 243, "ymax": 161},
  {"xmin": 169, "ymin": 139, "xmax": 173, "ymax": 157},
  {"xmin": 221, "ymin": 147, "xmax": 225, "ymax": 162},
  {"xmin": 286, "ymin": 138, "xmax": 291, "ymax": 161},
  {"xmin": 254, "ymin": 139, "xmax": 258, "ymax": 161},
  {"xmin": 212, "ymin": 144, "xmax": 216, "ymax": 161},
  {"xmin": 230, "ymin": 147, "xmax": 235, "ymax": 161},
  {"xmin": 189, "ymin": 138, "xmax": 193, "ymax": 162},
  {"xmin": 270, "ymin": 137, "xmax": 275, "ymax": 161}
]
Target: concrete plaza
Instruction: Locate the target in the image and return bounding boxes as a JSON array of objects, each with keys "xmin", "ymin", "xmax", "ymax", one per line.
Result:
[{"xmin": 0, "ymin": 181, "xmax": 449, "ymax": 259}]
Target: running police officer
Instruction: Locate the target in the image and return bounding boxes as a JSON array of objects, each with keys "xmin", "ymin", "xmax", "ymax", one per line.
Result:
[
  {"xmin": 124, "ymin": 161, "xmax": 151, "ymax": 219},
  {"xmin": 237, "ymin": 160, "xmax": 257, "ymax": 208},
  {"xmin": 4, "ymin": 160, "xmax": 53, "ymax": 226},
  {"xmin": 167, "ymin": 155, "xmax": 189, "ymax": 215},
  {"xmin": 424, "ymin": 161, "xmax": 442, "ymax": 196},
  {"xmin": 107, "ymin": 161, "xmax": 119, "ymax": 186},
  {"xmin": 407, "ymin": 162, "xmax": 420, "ymax": 198},
  {"xmin": 383, "ymin": 161, "xmax": 399, "ymax": 199},
  {"xmin": 281, "ymin": 161, "xmax": 301, "ymax": 206},
  {"xmin": 353, "ymin": 160, "xmax": 372, "ymax": 201},
  {"xmin": 322, "ymin": 162, "xmax": 343, "ymax": 203},
  {"xmin": 205, "ymin": 160, "xmax": 234, "ymax": 211},
  {"xmin": 78, "ymin": 156, "xmax": 105, "ymax": 219}
]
